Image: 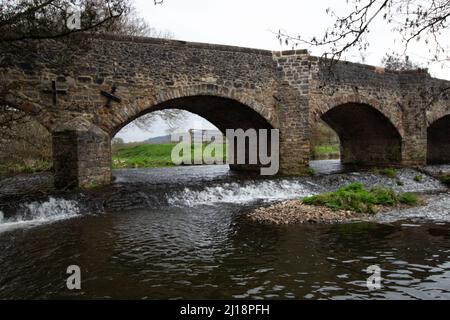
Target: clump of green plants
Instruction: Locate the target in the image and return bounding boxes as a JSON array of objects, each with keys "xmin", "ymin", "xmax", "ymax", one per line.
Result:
[
  {"xmin": 378, "ymin": 168, "xmax": 397, "ymax": 179},
  {"xmin": 414, "ymin": 175, "xmax": 423, "ymax": 183},
  {"xmin": 302, "ymin": 182, "xmax": 418, "ymax": 214},
  {"xmin": 441, "ymin": 175, "xmax": 450, "ymax": 187},
  {"xmin": 307, "ymin": 167, "xmax": 316, "ymax": 176},
  {"xmin": 399, "ymin": 192, "xmax": 418, "ymax": 206}
]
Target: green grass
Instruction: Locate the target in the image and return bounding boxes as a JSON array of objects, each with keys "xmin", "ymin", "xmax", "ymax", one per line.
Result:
[
  {"xmin": 310, "ymin": 144, "xmax": 340, "ymax": 160},
  {"xmin": 307, "ymin": 167, "xmax": 316, "ymax": 176},
  {"xmin": 302, "ymin": 182, "xmax": 418, "ymax": 214},
  {"xmin": 372, "ymin": 167, "xmax": 398, "ymax": 179},
  {"xmin": 441, "ymin": 175, "xmax": 450, "ymax": 187},
  {"xmin": 112, "ymin": 143, "xmax": 227, "ymax": 169},
  {"xmin": 399, "ymin": 192, "xmax": 418, "ymax": 206}
]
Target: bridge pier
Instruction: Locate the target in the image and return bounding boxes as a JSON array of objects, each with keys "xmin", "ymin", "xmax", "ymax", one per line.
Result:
[
  {"xmin": 53, "ymin": 119, "xmax": 112, "ymax": 189},
  {"xmin": 277, "ymin": 83, "xmax": 311, "ymax": 175},
  {"xmin": 400, "ymin": 98, "xmax": 428, "ymax": 166}
]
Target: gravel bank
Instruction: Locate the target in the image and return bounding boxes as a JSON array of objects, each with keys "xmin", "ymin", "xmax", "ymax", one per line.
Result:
[
  {"xmin": 246, "ymin": 200, "xmax": 366, "ymax": 224},
  {"xmin": 246, "ymin": 199, "xmax": 424, "ymax": 225}
]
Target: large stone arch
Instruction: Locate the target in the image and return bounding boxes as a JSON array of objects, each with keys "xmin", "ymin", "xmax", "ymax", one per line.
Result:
[
  {"xmin": 317, "ymin": 101, "xmax": 403, "ymax": 165},
  {"xmin": 105, "ymin": 85, "xmax": 278, "ymax": 137},
  {"xmin": 106, "ymin": 85, "xmax": 278, "ymax": 174}
]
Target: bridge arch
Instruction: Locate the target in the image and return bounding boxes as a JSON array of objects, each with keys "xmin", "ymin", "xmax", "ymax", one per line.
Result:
[
  {"xmin": 427, "ymin": 114, "xmax": 450, "ymax": 164},
  {"xmin": 311, "ymin": 94, "xmax": 404, "ymax": 137},
  {"xmin": 107, "ymin": 85, "xmax": 277, "ymax": 137},
  {"xmin": 108, "ymin": 85, "xmax": 278, "ymax": 175},
  {"xmin": 318, "ymin": 101, "xmax": 403, "ymax": 165}
]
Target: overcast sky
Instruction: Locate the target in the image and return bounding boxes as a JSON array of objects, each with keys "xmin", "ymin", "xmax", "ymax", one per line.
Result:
[{"xmin": 117, "ymin": 0, "xmax": 450, "ymax": 142}]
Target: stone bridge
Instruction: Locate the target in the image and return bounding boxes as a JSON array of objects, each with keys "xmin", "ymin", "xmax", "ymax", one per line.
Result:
[{"xmin": 1, "ymin": 35, "xmax": 449, "ymax": 189}]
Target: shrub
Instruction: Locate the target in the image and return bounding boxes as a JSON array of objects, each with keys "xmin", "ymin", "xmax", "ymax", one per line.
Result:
[
  {"xmin": 441, "ymin": 175, "xmax": 450, "ymax": 187},
  {"xmin": 375, "ymin": 168, "xmax": 397, "ymax": 179},
  {"xmin": 302, "ymin": 182, "xmax": 418, "ymax": 214},
  {"xmin": 307, "ymin": 167, "xmax": 316, "ymax": 176},
  {"xmin": 399, "ymin": 192, "xmax": 418, "ymax": 206}
]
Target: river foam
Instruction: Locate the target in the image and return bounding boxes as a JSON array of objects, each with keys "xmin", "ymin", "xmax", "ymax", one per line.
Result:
[
  {"xmin": 0, "ymin": 197, "xmax": 80, "ymax": 233},
  {"xmin": 168, "ymin": 179, "xmax": 318, "ymax": 207}
]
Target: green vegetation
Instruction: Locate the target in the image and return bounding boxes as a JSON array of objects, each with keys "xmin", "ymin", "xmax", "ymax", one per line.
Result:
[
  {"xmin": 307, "ymin": 167, "xmax": 316, "ymax": 176},
  {"xmin": 310, "ymin": 120, "xmax": 340, "ymax": 160},
  {"xmin": 414, "ymin": 175, "xmax": 423, "ymax": 183},
  {"xmin": 112, "ymin": 143, "xmax": 227, "ymax": 169},
  {"xmin": 302, "ymin": 182, "xmax": 418, "ymax": 214},
  {"xmin": 441, "ymin": 175, "xmax": 450, "ymax": 187},
  {"xmin": 311, "ymin": 144, "xmax": 340, "ymax": 160},
  {"xmin": 113, "ymin": 143, "xmax": 175, "ymax": 168},
  {"xmin": 399, "ymin": 192, "xmax": 418, "ymax": 206},
  {"xmin": 372, "ymin": 167, "xmax": 398, "ymax": 179}
]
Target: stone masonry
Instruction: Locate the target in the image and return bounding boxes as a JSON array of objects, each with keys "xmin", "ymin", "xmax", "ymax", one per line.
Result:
[{"xmin": 0, "ymin": 34, "xmax": 449, "ymax": 189}]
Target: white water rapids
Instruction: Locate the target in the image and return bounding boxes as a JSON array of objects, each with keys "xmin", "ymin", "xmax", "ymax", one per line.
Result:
[
  {"xmin": 0, "ymin": 198, "xmax": 80, "ymax": 233},
  {"xmin": 1, "ymin": 164, "xmax": 449, "ymax": 233}
]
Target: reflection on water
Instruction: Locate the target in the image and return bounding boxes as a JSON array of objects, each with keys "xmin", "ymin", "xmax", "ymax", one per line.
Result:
[{"xmin": 0, "ymin": 162, "xmax": 449, "ymax": 299}]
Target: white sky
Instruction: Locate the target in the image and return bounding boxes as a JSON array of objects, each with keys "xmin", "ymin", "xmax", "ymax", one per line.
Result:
[{"xmin": 117, "ymin": 0, "xmax": 450, "ymax": 142}]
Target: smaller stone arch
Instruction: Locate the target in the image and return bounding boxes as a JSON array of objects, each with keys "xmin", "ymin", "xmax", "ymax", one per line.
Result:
[
  {"xmin": 318, "ymin": 101, "xmax": 403, "ymax": 165},
  {"xmin": 427, "ymin": 114, "xmax": 450, "ymax": 164},
  {"xmin": 310, "ymin": 93, "xmax": 404, "ymax": 138}
]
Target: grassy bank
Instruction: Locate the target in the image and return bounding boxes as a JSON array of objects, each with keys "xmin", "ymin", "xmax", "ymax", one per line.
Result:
[
  {"xmin": 112, "ymin": 143, "xmax": 227, "ymax": 169},
  {"xmin": 310, "ymin": 144, "xmax": 340, "ymax": 160},
  {"xmin": 302, "ymin": 182, "xmax": 418, "ymax": 214}
]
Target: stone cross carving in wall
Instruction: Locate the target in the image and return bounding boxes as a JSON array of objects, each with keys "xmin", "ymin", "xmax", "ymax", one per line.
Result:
[
  {"xmin": 43, "ymin": 80, "xmax": 67, "ymax": 105},
  {"xmin": 101, "ymin": 86, "xmax": 122, "ymax": 108}
]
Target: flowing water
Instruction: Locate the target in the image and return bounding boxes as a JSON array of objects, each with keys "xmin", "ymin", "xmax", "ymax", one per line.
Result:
[{"xmin": 0, "ymin": 161, "xmax": 449, "ymax": 300}]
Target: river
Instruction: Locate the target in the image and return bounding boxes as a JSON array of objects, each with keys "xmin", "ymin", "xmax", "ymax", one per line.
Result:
[{"xmin": 0, "ymin": 161, "xmax": 449, "ymax": 299}]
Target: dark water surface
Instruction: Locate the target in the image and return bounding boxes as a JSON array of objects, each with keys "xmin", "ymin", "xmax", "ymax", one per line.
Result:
[{"xmin": 0, "ymin": 162, "xmax": 449, "ymax": 299}]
